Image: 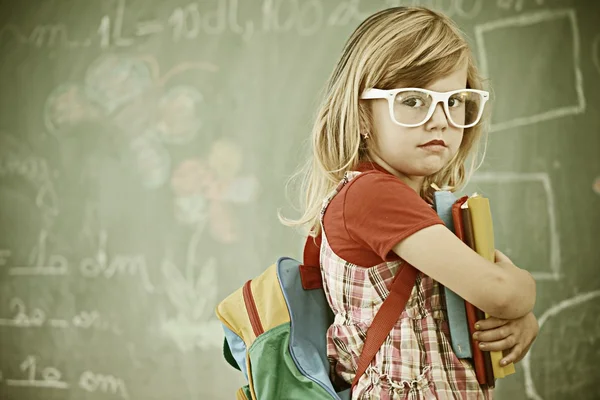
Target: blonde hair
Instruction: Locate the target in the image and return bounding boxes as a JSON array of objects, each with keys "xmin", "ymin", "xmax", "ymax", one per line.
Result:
[{"xmin": 281, "ymin": 6, "xmax": 489, "ymax": 236}]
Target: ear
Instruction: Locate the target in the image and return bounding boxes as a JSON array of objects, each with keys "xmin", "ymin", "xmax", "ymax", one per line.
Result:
[{"xmin": 358, "ymin": 100, "xmax": 373, "ymax": 137}]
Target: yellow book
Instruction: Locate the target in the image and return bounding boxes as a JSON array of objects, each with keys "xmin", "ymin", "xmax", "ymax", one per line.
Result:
[{"xmin": 467, "ymin": 194, "xmax": 516, "ymax": 379}]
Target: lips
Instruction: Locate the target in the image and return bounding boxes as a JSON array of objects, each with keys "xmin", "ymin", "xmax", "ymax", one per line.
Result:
[{"xmin": 420, "ymin": 139, "xmax": 446, "ymax": 147}]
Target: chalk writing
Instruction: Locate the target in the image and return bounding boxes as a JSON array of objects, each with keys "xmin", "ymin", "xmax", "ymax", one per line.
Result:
[
  {"xmin": 79, "ymin": 371, "xmax": 129, "ymax": 399},
  {"xmin": 474, "ymin": 8, "xmax": 585, "ymax": 132},
  {"xmin": 2, "ymin": 357, "xmax": 129, "ymax": 398},
  {"xmin": 0, "ymin": 0, "xmax": 509, "ymax": 50},
  {"xmin": 0, "ymin": 137, "xmax": 59, "ymax": 218},
  {"xmin": 80, "ymin": 230, "xmax": 155, "ymax": 293},
  {"xmin": 496, "ymin": 0, "xmax": 544, "ymax": 12},
  {"xmin": 136, "ymin": 20, "xmax": 164, "ymax": 36},
  {"xmin": 29, "ymin": 24, "xmax": 75, "ymax": 48},
  {"xmin": 384, "ymin": 0, "xmax": 483, "ymax": 19},
  {"xmin": 0, "ymin": 298, "xmax": 45, "ymax": 328},
  {"xmin": 98, "ymin": 15, "xmax": 111, "ymax": 49},
  {"xmin": 97, "ymin": 0, "xmax": 134, "ymax": 49},
  {"xmin": 9, "ymin": 230, "xmax": 68, "ymax": 276},
  {"xmin": 262, "ymin": 0, "xmax": 326, "ymax": 36},
  {"xmin": 5, "ymin": 227, "xmax": 155, "ymax": 292},
  {"xmin": 0, "ymin": 298, "xmax": 121, "ymax": 333},
  {"xmin": 470, "ymin": 172, "xmax": 560, "ymax": 281},
  {"xmin": 76, "ymin": 311, "xmax": 122, "ymax": 333},
  {"xmin": 593, "ymin": 33, "xmax": 600, "ymax": 76},
  {"xmin": 168, "ymin": 3, "xmax": 202, "ymax": 41},
  {"xmin": 522, "ymin": 291, "xmax": 600, "ymax": 400},
  {"xmin": 168, "ymin": 0, "xmax": 254, "ymax": 41},
  {"xmin": 5, "ymin": 356, "xmax": 69, "ymax": 389},
  {"xmin": 0, "ymin": 154, "xmax": 50, "ymax": 183}
]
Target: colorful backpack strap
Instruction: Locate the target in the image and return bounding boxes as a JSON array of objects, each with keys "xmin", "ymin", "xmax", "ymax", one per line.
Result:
[
  {"xmin": 299, "ymin": 233, "xmax": 323, "ymax": 290},
  {"xmin": 351, "ymin": 263, "xmax": 418, "ymax": 389}
]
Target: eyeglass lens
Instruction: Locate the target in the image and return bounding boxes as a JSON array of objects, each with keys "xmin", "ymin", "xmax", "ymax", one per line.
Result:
[{"xmin": 392, "ymin": 90, "xmax": 483, "ymax": 127}]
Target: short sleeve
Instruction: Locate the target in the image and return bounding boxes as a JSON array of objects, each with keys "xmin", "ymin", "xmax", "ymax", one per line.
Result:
[{"xmin": 342, "ymin": 172, "xmax": 444, "ymax": 260}]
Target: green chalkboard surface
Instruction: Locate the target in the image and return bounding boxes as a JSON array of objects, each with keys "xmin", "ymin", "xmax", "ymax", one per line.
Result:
[{"xmin": 0, "ymin": 1, "xmax": 598, "ymax": 399}]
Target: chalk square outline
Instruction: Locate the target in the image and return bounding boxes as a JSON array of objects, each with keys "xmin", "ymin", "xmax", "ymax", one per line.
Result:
[
  {"xmin": 468, "ymin": 172, "xmax": 560, "ymax": 281},
  {"xmin": 474, "ymin": 9, "xmax": 586, "ymax": 132}
]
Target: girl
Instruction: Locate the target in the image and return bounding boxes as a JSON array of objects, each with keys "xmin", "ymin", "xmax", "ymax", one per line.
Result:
[{"xmin": 282, "ymin": 6, "xmax": 539, "ymax": 400}]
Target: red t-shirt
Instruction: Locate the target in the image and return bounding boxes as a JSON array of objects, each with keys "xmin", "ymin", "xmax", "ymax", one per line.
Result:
[{"xmin": 322, "ymin": 162, "xmax": 444, "ymax": 267}]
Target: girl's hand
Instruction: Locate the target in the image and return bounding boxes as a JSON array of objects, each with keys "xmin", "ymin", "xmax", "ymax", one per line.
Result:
[{"xmin": 472, "ymin": 312, "xmax": 539, "ymax": 366}]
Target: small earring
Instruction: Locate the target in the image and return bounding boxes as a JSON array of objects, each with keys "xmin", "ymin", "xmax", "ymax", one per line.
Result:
[{"xmin": 362, "ymin": 132, "xmax": 369, "ymax": 139}]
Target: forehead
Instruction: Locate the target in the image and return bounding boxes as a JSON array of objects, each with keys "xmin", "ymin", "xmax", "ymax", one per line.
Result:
[{"xmin": 423, "ymin": 65, "xmax": 468, "ymax": 92}]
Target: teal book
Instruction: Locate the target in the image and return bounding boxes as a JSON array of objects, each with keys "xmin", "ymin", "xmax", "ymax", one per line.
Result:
[{"xmin": 433, "ymin": 190, "xmax": 472, "ymax": 359}]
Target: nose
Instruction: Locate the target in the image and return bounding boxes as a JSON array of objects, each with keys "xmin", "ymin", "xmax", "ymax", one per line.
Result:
[{"xmin": 424, "ymin": 102, "xmax": 448, "ymax": 131}]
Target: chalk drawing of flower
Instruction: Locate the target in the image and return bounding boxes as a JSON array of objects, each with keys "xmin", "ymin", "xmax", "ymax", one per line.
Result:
[
  {"xmin": 129, "ymin": 131, "xmax": 171, "ymax": 190},
  {"xmin": 84, "ymin": 54, "xmax": 154, "ymax": 114},
  {"xmin": 156, "ymin": 86, "xmax": 204, "ymax": 144},
  {"xmin": 170, "ymin": 158, "xmax": 211, "ymax": 226},
  {"xmin": 170, "ymin": 139, "xmax": 259, "ymax": 243},
  {"xmin": 159, "ymin": 257, "xmax": 222, "ymax": 351},
  {"xmin": 44, "ymin": 83, "xmax": 100, "ymax": 135},
  {"xmin": 43, "ymin": 54, "xmax": 218, "ymax": 191}
]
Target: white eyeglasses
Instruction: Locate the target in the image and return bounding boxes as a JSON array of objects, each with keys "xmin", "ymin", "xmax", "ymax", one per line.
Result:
[{"xmin": 361, "ymin": 88, "xmax": 489, "ymax": 128}]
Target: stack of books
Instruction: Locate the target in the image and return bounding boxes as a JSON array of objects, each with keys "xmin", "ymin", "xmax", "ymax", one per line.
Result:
[{"xmin": 433, "ymin": 188, "xmax": 516, "ymax": 388}]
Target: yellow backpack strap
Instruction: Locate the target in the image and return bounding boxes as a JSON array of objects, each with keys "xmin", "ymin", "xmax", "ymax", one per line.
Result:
[{"xmin": 236, "ymin": 385, "xmax": 252, "ymax": 400}]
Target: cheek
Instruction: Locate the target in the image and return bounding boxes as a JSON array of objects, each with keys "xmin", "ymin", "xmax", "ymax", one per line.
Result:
[
  {"xmin": 371, "ymin": 102, "xmax": 391, "ymax": 132},
  {"xmin": 371, "ymin": 103, "xmax": 403, "ymax": 146},
  {"xmin": 449, "ymin": 129, "xmax": 465, "ymax": 152}
]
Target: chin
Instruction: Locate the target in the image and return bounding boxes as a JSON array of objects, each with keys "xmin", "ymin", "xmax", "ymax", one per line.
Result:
[{"xmin": 415, "ymin": 162, "xmax": 446, "ymax": 177}]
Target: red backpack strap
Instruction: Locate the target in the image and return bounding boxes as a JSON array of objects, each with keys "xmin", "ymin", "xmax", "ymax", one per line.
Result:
[
  {"xmin": 299, "ymin": 233, "xmax": 323, "ymax": 290},
  {"xmin": 351, "ymin": 263, "xmax": 418, "ymax": 388}
]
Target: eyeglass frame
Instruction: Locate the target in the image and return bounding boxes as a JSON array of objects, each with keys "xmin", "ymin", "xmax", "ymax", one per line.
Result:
[{"xmin": 360, "ymin": 87, "xmax": 490, "ymax": 128}]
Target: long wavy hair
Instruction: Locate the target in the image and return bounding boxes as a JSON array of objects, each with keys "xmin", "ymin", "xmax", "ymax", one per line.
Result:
[{"xmin": 281, "ymin": 6, "xmax": 489, "ymax": 236}]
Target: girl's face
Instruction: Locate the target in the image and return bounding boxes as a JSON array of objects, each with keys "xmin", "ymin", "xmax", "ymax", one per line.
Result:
[{"xmin": 366, "ymin": 65, "xmax": 468, "ymax": 190}]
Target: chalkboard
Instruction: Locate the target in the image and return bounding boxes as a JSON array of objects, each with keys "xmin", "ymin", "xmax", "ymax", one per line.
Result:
[{"xmin": 0, "ymin": 1, "xmax": 598, "ymax": 400}]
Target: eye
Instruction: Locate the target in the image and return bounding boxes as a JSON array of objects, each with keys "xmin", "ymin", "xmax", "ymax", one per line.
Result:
[
  {"xmin": 449, "ymin": 94, "xmax": 467, "ymax": 108},
  {"xmin": 401, "ymin": 96, "xmax": 425, "ymax": 108}
]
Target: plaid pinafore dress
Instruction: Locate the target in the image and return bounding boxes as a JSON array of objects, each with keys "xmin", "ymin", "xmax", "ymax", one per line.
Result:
[{"xmin": 320, "ymin": 171, "xmax": 492, "ymax": 400}]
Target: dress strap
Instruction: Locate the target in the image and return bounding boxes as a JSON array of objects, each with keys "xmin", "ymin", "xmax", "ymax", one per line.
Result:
[
  {"xmin": 351, "ymin": 263, "xmax": 418, "ymax": 388},
  {"xmin": 299, "ymin": 234, "xmax": 322, "ymax": 290},
  {"xmin": 319, "ymin": 171, "xmax": 362, "ymax": 224},
  {"xmin": 299, "ymin": 171, "xmax": 362, "ymax": 290}
]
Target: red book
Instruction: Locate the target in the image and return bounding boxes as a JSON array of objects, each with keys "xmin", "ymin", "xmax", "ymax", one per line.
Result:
[
  {"xmin": 451, "ymin": 197, "xmax": 492, "ymax": 387},
  {"xmin": 460, "ymin": 203, "xmax": 495, "ymax": 388}
]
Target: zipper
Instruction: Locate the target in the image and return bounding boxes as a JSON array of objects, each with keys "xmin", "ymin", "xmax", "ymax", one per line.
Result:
[{"xmin": 242, "ymin": 280, "xmax": 264, "ymax": 336}]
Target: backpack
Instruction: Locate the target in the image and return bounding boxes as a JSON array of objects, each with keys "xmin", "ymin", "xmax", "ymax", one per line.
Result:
[{"xmin": 215, "ymin": 234, "xmax": 417, "ymax": 400}]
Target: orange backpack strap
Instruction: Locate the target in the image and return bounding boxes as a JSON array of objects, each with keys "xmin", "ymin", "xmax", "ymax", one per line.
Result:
[
  {"xmin": 351, "ymin": 263, "xmax": 418, "ymax": 389},
  {"xmin": 299, "ymin": 234, "xmax": 322, "ymax": 290}
]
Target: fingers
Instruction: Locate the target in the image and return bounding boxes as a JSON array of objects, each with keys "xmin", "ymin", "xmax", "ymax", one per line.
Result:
[
  {"xmin": 498, "ymin": 345, "xmax": 522, "ymax": 366},
  {"xmin": 473, "ymin": 327, "xmax": 516, "ymax": 349},
  {"xmin": 512, "ymin": 341, "xmax": 534, "ymax": 364},
  {"xmin": 474, "ymin": 317, "xmax": 508, "ymax": 331},
  {"xmin": 475, "ymin": 335, "xmax": 516, "ymax": 352}
]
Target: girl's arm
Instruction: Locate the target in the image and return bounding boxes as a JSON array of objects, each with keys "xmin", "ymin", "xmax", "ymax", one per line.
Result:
[{"xmin": 393, "ymin": 224, "xmax": 536, "ymax": 320}]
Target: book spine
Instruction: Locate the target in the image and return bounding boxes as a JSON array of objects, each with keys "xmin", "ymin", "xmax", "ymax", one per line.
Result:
[
  {"xmin": 467, "ymin": 196, "xmax": 516, "ymax": 379},
  {"xmin": 434, "ymin": 192, "xmax": 472, "ymax": 359},
  {"xmin": 475, "ymin": 307, "xmax": 496, "ymax": 386},
  {"xmin": 461, "ymin": 206, "xmax": 492, "ymax": 386}
]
